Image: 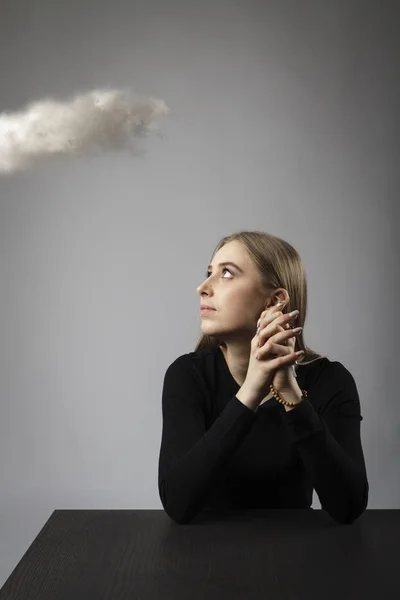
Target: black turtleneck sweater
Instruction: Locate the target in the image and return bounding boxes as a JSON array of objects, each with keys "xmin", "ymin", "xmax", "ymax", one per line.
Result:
[{"xmin": 158, "ymin": 347, "xmax": 369, "ymax": 525}]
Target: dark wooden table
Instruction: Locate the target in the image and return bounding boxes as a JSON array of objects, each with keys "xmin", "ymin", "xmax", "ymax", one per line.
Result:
[{"xmin": 0, "ymin": 509, "xmax": 398, "ymax": 599}]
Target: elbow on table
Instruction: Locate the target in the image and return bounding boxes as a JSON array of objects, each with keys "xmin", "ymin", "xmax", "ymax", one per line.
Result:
[
  {"xmin": 326, "ymin": 480, "xmax": 369, "ymax": 525},
  {"xmin": 162, "ymin": 503, "xmax": 200, "ymax": 525},
  {"xmin": 331, "ymin": 508, "xmax": 365, "ymax": 525},
  {"xmin": 159, "ymin": 479, "xmax": 199, "ymax": 525}
]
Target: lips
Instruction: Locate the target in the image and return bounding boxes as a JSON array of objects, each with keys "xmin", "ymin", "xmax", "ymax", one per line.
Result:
[{"xmin": 200, "ymin": 305, "xmax": 215, "ymax": 311}]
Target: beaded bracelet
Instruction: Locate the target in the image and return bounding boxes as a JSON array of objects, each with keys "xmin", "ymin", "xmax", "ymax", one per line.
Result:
[{"xmin": 269, "ymin": 384, "xmax": 308, "ymax": 407}]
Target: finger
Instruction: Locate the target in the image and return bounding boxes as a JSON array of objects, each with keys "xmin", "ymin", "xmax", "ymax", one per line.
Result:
[
  {"xmin": 259, "ymin": 308, "xmax": 298, "ymax": 327},
  {"xmin": 257, "ymin": 321, "xmax": 285, "ymax": 347},
  {"xmin": 258, "ymin": 319, "xmax": 301, "ymax": 348},
  {"xmin": 261, "ymin": 349, "xmax": 304, "ymax": 366},
  {"xmin": 257, "ymin": 328, "xmax": 302, "ymax": 357},
  {"xmin": 257, "ymin": 310, "xmax": 284, "ymax": 330},
  {"xmin": 256, "ymin": 339, "xmax": 297, "ymax": 361},
  {"xmin": 257, "ymin": 310, "xmax": 298, "ymax": 336}
]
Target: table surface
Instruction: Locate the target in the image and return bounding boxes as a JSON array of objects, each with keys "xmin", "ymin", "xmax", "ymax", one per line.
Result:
[{"xmin": 0, "ymin": 509, "xmax": 398, "ymax": 600}]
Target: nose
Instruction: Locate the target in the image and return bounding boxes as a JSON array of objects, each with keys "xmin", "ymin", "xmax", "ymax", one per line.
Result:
[{"xmin": 196, "ymin": 279, "xmax": 208, "ymax": 295}]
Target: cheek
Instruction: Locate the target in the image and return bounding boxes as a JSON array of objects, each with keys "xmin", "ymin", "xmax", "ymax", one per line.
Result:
[{"xmin": 224, "ymin": 291, "xmax": 255, "ymax": 318}]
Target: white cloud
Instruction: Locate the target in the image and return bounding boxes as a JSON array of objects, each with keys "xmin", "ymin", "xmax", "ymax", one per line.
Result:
[{"xmin": 0, "ymin": 89, "xmax": 170, "ymax": 174}]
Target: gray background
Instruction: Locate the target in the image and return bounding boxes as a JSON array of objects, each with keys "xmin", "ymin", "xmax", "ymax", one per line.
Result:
[{"xmin": 0, "ymin": 0, "xmax": 399, "ymax": 588}]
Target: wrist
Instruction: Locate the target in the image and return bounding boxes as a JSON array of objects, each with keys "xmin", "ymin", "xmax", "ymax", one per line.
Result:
[
  {"xmin": 236, "ymin": 382, "xmax": 264, "ymax": 412},
  {"xmin": 271, "ymin": 384, "xmax": 305, "ymax": 411},
  {"xmin": 282, "ymin": 391, "xmax": 304, "ymax": 411}
]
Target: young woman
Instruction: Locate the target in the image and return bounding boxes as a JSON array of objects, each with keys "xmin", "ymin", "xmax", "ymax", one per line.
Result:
[{"xmin": 158, "ymin": 231, "xmax": 369, "ymax": 525}]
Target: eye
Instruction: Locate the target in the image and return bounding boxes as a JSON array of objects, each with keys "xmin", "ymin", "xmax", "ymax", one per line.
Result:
[{"xmin": 206, "ymin": 268, "xmax": 233, "ymax": 279}]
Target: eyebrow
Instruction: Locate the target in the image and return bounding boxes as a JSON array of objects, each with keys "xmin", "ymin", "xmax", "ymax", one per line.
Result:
[{"xmin": 206, "ymin": 261, "xmax": 244, "ymax": 274}]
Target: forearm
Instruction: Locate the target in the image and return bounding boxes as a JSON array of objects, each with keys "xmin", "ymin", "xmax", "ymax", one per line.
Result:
[
  {"xmin": 236, "ymin": 382, "xmax": 265, "ymax": 412},
  {"xmin": 159, "ymin": 394, "xmax": 257, "ymax": 524},
  {"xmin": 280, "ymin": 399, "xmax": 368, "ymax": 523},
  {"xmin": 297, "ymin": 422, "xmax": 368, "ymax": 523}
]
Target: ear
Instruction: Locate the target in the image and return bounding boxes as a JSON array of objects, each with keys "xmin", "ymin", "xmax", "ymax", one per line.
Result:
[{"xmin": 267, "ymin": 288, "xmax": 290, "ymax": 311}]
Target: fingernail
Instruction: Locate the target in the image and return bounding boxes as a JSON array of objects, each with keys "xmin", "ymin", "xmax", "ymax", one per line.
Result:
[
  {"xmin": 289, "ymin": 310, "xmax": 299, "ymax": 317},
  {"xmin": 257, "ymin": 317, "xmax": 261, "ymax": 327}
]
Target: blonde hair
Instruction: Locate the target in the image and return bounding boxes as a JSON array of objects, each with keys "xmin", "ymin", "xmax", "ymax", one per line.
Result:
[{"xmin": 194, "ymin": 230, "xmax": 327, "ymax": 367}]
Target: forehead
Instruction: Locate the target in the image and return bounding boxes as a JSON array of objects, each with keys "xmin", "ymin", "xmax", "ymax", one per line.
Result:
[
  {"xmin": 213, "ymin": 241, "xmax": 245, "ymax": 260},
  {"xmin": 210, "ymin": 241, "xmax": 253, "ymax": 269}
]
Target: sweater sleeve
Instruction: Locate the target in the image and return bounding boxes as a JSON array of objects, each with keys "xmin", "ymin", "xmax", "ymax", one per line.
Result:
[
  {"xmin": 280, "ymin": 361, "xmax": 369, "ymax": 524},
  {"xmin": 158, "ymin": 356, "xmax": 257, "ymax": 524}
]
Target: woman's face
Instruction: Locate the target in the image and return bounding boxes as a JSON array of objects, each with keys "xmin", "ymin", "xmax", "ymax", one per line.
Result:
[{"xmin": 196, "ymin": 241, "xmax": 270, "ymax": 343}]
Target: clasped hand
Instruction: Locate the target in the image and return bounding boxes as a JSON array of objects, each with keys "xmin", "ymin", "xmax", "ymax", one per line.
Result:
[{"xmin": 256, "ymin": 309, "xmax": 303, "ymax": 393}]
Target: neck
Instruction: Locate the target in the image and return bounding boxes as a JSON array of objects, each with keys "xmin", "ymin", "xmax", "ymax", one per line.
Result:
[{"xmin": 219, "ymin": 343, "xmax": 252, "ymax": 387}]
